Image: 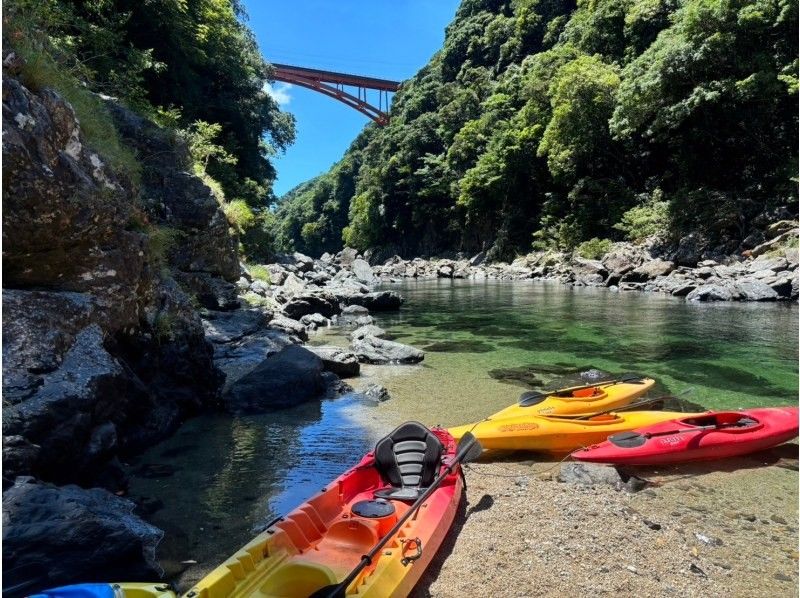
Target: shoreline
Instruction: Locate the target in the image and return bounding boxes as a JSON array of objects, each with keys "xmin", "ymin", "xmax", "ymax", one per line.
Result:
[
  {"xmin": 414, "ymin": 451, "xmax": 799, "ymax": 597},
  {"xmin": 368, "ymin": 237, "xmax": 799, "ymax": 303}
]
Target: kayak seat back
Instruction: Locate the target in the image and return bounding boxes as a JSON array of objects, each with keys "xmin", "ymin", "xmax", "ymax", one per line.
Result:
[{"xmin": 373, "ymin": 421, "xmax": 443, "ymax": 501}]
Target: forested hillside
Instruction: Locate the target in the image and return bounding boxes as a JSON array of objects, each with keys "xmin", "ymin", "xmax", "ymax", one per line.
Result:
[
  {"xmin": 6, "ymin": 0, "xmax": 294, "ymax": 258},
  {"xmin": 274, "ymin": 0, "xmax": 798, "ymax": 260}
]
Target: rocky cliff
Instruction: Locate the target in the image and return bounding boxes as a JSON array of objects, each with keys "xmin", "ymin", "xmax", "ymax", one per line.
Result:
[{"xmin": 2, "ymin": 56, "xmax": 239, "ymax": 593}]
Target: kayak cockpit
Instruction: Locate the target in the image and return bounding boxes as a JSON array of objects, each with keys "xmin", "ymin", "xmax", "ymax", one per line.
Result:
[{"xmin": 681, "ymin": 412, "xmax": 762, "ymax": 431}]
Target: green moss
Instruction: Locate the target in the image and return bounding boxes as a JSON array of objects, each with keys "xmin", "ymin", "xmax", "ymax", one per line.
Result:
[
  {"xmin": 247, "ymin": 264, "xmax": 271, "ymax": 284},
  {"xmin": 576, "ymin": 237, "xmax": 613, "ymax": 259},
  {"xmin": 241, "ymin": 291, "xmax": 271, "ymax": 307},
  {"xmin": 223, "ymin": 199, "xmax": 255, "ymax": 233}
]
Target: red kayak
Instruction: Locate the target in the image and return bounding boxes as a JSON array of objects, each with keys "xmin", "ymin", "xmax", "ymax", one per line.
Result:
[{"xmin": 572, "ymin": 407, "xmax": 799, "ymax": 465}]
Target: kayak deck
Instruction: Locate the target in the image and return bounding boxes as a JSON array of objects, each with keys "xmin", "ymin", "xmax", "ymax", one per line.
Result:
[{"xmin": 184, "ymin": 427, "xmax": 462, "ymax": 598}]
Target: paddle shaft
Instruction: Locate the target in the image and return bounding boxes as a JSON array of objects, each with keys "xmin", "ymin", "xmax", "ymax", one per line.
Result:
[
  {"xmin": 526, "ymin": 374, "xmax": 643, "ymax": 399},
  {"xmin": 315, "ymin": 436, "xmax": 479, "ymax": 598}
]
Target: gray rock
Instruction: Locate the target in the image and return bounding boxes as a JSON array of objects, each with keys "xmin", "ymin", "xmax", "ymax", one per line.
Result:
[
  {"xmin": 351, "ymin": 335, "xmax": 424, "ymax": 364},
  {"xmin": 437, "ymin": 263, "xmax": 455, "ymax": 278},
  {"xmin": 266, "ymin": 264, "xmax": 288, "ymax": 285},
  {"xmin": 361, "ymin": 384, "xmax": 391, "ymax": 402},
  {"xmin": 344, "ymin": 291, "xmax": 404, "ymax": 311},
  {"xmin": 3, "ymin": 436, "xmax": 41, "ymax": 481},
  {"xmin": 766, "ymin": 220, "xmax": 799, "ymax": 239},
  {"xmin": 320, "ymin": 252, "xmax": 333, "ymax": 264},
  {"xmin": 2, "ymin": 477, "xmax": 163, "ymax": 593},
  {"xmin": 307, "ymin": 346, "xmax": 360, "ymax": 378},
  {"xmin": 337, "ymin": 247, "xmax": 359, "ymax": 266},
  {"xmin": 292, "ymin": 252, "xmax": 315, "ymax": 272},
  {"xmin": 282, "ymin": 292, "xmax": 340, "ymax": 320},
  {"xmin": 268, "ymin": 314, "xmax": 308, "ymax": 341},
  {"xmin": 202, "ymin": 309, "xmax": 269, "ymax": 344},
  {"xmin": 672, "ymin": 232, "xmax": 708, "ymax": 267},
  {"xmin": 559, "ymin": 463, "xmax": 623, "ymax": 487},
  {"xmin": 770, "ymin": 275, "xmax": 796, "ymax": 298},
  {"xmin": 735, "ymin": 281, "xmax": 779, "ymax": 301},
  {"xmin": 670, "ymin": 282, "xmax": 697, "ymax": 297},
  {"xmin": 694, "ymin": 266, "xmax": 715, "ymax": 279},
  {"xmin": 300, "ymin": 313, "xmax": 330, "ymax": 330},
  {"xmin": 351, "ymin": 325, "xmax": 387, "ymax": 341},
  {"xmin": 572, "ymin": 257, "xmax": 608, "ymax": 279},
  {"xmin": 602, "ymin": 244, "xmax": 648, "ymax": 278},
  {"xmin": 224, "ymin": 344, "xmax": 325, "ymax": 413},
  {"xmin": 249, "ymin": 280, "xmax": 271, "ymax": 296},
  {"xmin": 469, "ymin": 251, "xmax": 487, "ymax": 266},
  {"xmin": 351, "ymin": 258, "xmax": 376, "ymax": 285},
  {"xmin": 686, "ymin": 284, "xmax": 741, "ymax": 302},
  {"xmin": 341, "ymin": 304, "xmax": 369, "ymax": 315},
  {"xmin": 624, "ymin": 259, "xmax": 675, "ymax": 282},
  {"xmin": 748, "ymin": 256, "xmax": 789, "ymax": 273},
  {"xmin": 281, "ymin": 273, "xmax": 307, "ymax": 295}
]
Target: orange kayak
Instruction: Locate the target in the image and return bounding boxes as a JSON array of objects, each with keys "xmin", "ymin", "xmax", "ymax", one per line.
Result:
[{"xmin": 182, "ymin": 422, "xmax": 463, "ymax": 598}]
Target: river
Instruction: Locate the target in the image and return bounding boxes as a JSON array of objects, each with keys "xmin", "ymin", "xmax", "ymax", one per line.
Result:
[{"xmin": 126, "ymin": 280, "xmax": 798, "ymax": 587}]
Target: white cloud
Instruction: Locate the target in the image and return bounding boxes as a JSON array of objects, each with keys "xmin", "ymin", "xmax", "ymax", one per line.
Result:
[{"xmin": 264, "ymin": 82, "xmax": 293, "ymax": 106}]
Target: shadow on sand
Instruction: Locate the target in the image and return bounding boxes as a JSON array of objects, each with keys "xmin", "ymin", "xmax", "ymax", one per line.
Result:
[{"xmin": 410, "ymin": 491, "xmax": 496, "ymax": 597}]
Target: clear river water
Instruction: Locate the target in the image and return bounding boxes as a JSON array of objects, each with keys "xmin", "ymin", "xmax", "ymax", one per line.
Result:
[{"xmin": 126, "ymin": 280, "xmax": 798, "ymax": 586}]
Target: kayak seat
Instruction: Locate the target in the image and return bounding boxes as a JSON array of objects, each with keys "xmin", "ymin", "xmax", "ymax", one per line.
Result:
[{"xmin": 373, "ymin": 421, "xmax": 443, "ymax": 502}]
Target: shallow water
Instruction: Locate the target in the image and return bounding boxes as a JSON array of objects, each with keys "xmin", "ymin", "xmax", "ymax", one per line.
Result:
[{"xmin": 128, "ymin": 280, "xmax": 798, "ymax": 586}]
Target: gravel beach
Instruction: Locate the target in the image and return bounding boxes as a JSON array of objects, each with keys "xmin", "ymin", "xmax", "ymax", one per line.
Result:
[{"xmin": 413, "ymin": 446, "xmax": 799, "ymax": 597}]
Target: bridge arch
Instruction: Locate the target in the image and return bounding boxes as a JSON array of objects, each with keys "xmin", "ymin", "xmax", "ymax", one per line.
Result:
[{"xmin": 270, "ymin": 63, "xmax": 400, "ymax": 125}]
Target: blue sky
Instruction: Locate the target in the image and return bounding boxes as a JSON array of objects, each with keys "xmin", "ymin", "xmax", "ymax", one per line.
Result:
[{"xmin": 242, "ymin": 1, "xmax": 461, "ymax": 197}]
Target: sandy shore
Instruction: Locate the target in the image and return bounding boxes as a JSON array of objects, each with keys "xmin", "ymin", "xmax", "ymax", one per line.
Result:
[{"xmin": 413, "ymin": 447, "xmax": 799, "ymax": 597}]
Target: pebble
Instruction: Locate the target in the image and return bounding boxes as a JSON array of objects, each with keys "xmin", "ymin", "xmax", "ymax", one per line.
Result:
[
  {"xmin": 770, "ymin": 515, "xmax": 787, "ymax": 525},
  {"xmin": 774, "ymin": 572, "xmax": 793, "ymax": 582}
]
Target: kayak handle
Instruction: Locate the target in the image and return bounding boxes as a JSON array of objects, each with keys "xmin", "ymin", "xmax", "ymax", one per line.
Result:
[{"xmin": 401, "ymin": 537, "xmax": 423, "ymax": 566}]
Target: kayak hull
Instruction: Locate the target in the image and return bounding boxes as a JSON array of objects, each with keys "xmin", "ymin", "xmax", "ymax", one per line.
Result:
[
  {"xmin": 449, "ymin": 410, "xmax": 696, "ymax": 453},
  {"xmin": 491, "ymin": 378, "xmax": 656, "ymax": 418},
  {"xmin": 573, "ymin": 407, "xmax": 800, "ymax": 465}
]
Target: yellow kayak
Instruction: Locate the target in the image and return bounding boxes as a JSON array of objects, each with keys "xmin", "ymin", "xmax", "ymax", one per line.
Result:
[
  {"xmin": 492, "ymin": 377, "xmax": 655, "ymax": 418},
  {"xmin": 449, "ymin": 410, "xmax": 702, "ymax": 453}
]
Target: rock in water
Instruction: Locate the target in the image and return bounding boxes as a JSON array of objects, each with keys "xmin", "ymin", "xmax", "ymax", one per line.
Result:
[
  {"xmin": 351, "ymin": 335, "xmax": 424, "ymax": 364},
  {"xmin": 307, "ymin": 346, "xmax": 360, "ymax": 378},
  {"xmin": 2, "ymin": 477, "xmax": 163, "ymax": 594},
  {"xmin": 362, "ymin": 384, "xmax": 391, "ymax": 402},
  {"xmin": 350, "ymin": 258, "xmax": 376, "ymax": 285},
  {"xmin": 344, "ymin": 291, "xmax": 404, "ymax": 311},
  {"xmin": 351, "ymin": 324, "xmax": 387, "ymax": 341},
  {"xmin": 224, "ymin": 345, "xmax": 325, "ymax": 413}
]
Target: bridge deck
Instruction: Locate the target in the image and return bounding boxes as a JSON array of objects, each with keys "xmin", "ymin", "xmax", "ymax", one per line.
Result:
[{"xmin": 271, "ymin": 63, "xmax": 400, "ymax": 91}]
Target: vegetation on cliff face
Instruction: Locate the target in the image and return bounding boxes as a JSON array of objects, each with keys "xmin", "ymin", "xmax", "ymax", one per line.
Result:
[
  {"xmin": 6, "ymin": 0, "xmax": 295, "ymax": 256},
  {"xmin": 274, "ymin": 0, "xmax": 798, "ymax": 260}
]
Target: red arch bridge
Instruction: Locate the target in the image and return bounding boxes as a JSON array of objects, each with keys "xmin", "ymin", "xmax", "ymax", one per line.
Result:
[{"xmin": 270, "ymin": 63, "xmax": 401, "ymax": 126}]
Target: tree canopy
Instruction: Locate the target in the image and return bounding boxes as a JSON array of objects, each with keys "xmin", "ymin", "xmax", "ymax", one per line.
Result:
[{"xmin": 274, "ymin": 0, "xmax": 797, "ymax": 259}]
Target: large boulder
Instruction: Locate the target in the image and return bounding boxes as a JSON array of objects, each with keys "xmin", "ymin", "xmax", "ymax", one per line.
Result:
[
  {"xmin": 282, "ymin": 292, "xmax": 340, "ymax": 320},
  {"xmin": 223, "ymin": 344, "xmax": 325, "ymax": 413},
  {"xmin": 686, "ymin": 283, "xmax": 741, "ymax": 302},
  {"xmin": 623, "ymin": 259, "xmax": 675, "ymax": 282},
  {"xmin": 344, "ymin": 291, "xmax": 404, "ymax": 311},
  {"xmin": 350, "ymin": 258, "xmax": 376, "ymax": 285},
  {"xmin": 351, "ymin": 325, "xmax": 387, "ymax": 341},
  {"xmin": 2, "ymin": 477, "xmax": 163, "ymax": 595},
  {"xmin": 735, "ymin": 281, "xmax": 779, "ymax": 301},
  {"xmin": 307, "ymin": 346, "xmax": 360, "ymax": 378},
  {"xmin": 601, "ymin": 243, "xmax": 648, "ymax": 278},
  {"xmin": 351, "ymin": 335, "xmax": 424, "ymax": 364},
  {"xmin": 671, "ymin": 232, "xmax": 708, "ymax": 267}
]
